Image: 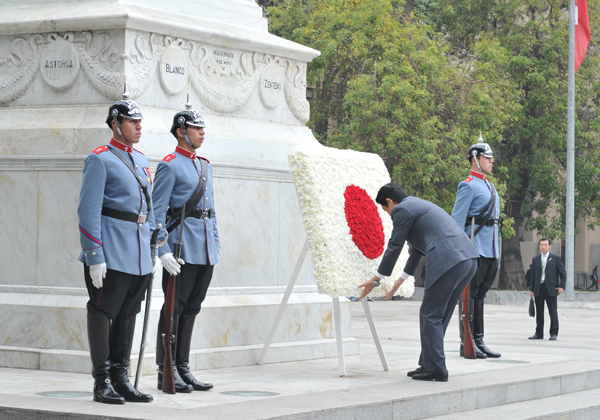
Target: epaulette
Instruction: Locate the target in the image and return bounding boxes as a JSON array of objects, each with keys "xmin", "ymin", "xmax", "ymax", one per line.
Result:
[
  {"xmin": 163, "ymin": 154, "xmax": 176, "ymax": 162},
  {"xmin": 92, "ymin": 145, "xmax": 109, "ymax": 155},
  {"xmin": 199, "ymin": 156, "xmax": 210, "ymax": 163},
  {"xmin": 463, "ymin": 176, "xmax": 473, "ymax": 183}
]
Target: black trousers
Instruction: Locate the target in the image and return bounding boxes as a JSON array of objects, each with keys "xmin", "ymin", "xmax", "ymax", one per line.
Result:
[
  {"xmin": 84, "ymin": 265, "xmax": 151, "ymax": 319},
  {"xmin": 161, "ymin": 263, "xmax": 214, "ymax": 317},
  {"xmin": 470, "ymin": 257, "xmax": 498, "ymax": 300},
  {"xmin": 458, "ymin": 256, "xmax": 498, "ymax": 342},
  {"xmin": 535, "ymin": 284, "xmax": 559, "ymax": 337},
  {"xmin": 84, "ymin": 265, "xmax": 150, "ymax": 379},
  {"xmin": 156, "ymin": 264, "xmax": 214, "ymax": 366},
  {"xmin": 418, "ymin": 258, "xmax": 478, "ymax": 372}
]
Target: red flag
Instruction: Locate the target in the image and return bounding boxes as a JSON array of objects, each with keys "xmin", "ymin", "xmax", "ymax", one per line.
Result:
[{"xmin": 575, "ymin": 0, "xmax": 591, "ymax": 72}]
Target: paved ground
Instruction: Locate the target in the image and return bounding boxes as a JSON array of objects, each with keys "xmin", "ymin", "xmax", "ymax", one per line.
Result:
[{"xmin": 0, "ymin": 298, "xmax": 599, "ymax": 419}]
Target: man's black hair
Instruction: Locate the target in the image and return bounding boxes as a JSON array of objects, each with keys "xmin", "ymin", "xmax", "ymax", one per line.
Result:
[
  {"xmin": 375, "ymin": 183, "xmax": 408, "ymax": 206},
  {"xmin": 105, "ymin": 114, "xmax": 123, "ymax": 130},
  {"xmin": 539, "ymin": 237, "xmax": 551, "ymax": 245},
  {"xmin": 170, "ymin": 124, "xmax": 180, "ymax": 139}
]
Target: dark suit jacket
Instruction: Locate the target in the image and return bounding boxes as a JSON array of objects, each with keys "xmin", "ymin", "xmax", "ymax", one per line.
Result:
[
  {"xmin": 530, "ymin": 252, "xmax": 566, "ymax": 297},
  {"xmin": 377, "ymin": 196, "xmax": 479, "ymax": 288},
  {"xmin": 525, "ymin": 268, "xmax": 532, "ymax": 289}
]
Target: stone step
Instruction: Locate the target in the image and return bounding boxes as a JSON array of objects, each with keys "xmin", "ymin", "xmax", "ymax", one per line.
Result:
[
  {"xmin": 427, "ymin": 388, "xmax": 600, "ymax": 419},
  {"xmin": 0, "ymin": 336, "xmax": 359, "ymax": 375},
  {"xmin": 245, "ymin": 360, "xmax": 600, "ymax": 420},
  {"xmin": 1, "ymin": 360, "xmax": 599, "ymax": 420}
]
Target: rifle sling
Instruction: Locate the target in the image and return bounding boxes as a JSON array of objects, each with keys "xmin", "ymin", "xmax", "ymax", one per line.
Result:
[
  {"xmin": 469, "ymin": 184, "xmax": 497, "ymax": 238},
  {"xmin": 166, "ymin": 158, "xmax": 209, "ymax": 233},
  {"xmin": 108, "ymin": 147, "xmax": 152, "ymax": 213}
]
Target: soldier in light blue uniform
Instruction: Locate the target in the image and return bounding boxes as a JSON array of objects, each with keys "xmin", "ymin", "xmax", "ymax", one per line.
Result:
[
  {"xmin": 78, "ymin": 90, "xmax": 156, "ymax": 404},
  {"xmin": 152, "ymin": 98, "xmax": 220, "ymax": 393},
  {"xmin": 451, "ymin": 134, "xmax": 501, "ymax": 359}
]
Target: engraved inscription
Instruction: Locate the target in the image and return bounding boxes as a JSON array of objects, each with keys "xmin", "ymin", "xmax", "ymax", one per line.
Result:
[
  {"xmin": 165, "ymin": 63, "xmax": 185, "ymax": 75},
  {"xmin": 44, "ymin": 60, "xmax": 74, "ymax": 69},
  {"xmin": 264, "ymin": 79, "xmax": 282, "ymax": 90},
  {"xmin": 212, "ymin": 49, "xmax": 234, "ymax": 78}
]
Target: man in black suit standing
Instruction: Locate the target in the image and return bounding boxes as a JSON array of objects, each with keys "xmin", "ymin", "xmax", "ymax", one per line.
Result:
[
  {"xmin": 359, "ymin": 183, "xmax": 479, "ymax": 382},
  {"xmin": 529, "ymin": 238, "xmax": 566, "ymax": 341}
]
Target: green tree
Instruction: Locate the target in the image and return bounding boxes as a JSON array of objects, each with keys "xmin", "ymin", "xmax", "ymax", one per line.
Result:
[
  {"xmin": 430, "ymin": 0, "xmax": 600, "ymax": 289},
  {"xmin": 267, "ymin": 0, "xmax": 513, "ymax": 211},
  {"xmin": 267, "ymin": 0, "xmax": 600, "ymax": 290}
]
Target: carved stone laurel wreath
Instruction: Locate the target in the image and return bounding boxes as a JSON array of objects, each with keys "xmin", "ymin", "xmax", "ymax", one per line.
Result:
[{"xmin": 0, "ymin": 31, "xmax": 310, "ymax": 122}]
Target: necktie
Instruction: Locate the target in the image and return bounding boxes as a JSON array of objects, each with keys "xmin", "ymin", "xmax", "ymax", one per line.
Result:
[{"xmin": 541, "ymin": 256, "xmax": 546, "ymax": 283}]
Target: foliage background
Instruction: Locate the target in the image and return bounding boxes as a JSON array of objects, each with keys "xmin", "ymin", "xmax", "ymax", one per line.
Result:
[{"xmin": 257, "ymin": 0, "xmax": 600, "ymax": 290}]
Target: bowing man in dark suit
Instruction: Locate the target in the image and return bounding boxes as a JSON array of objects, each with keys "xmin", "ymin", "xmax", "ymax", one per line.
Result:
[
  {"xmin": 529, "ymin": 238, "xmax": 566, "ymax": 341},
  {"xmin": 359, "ymin": 183, "xmax": 479, "ymax": 382}
]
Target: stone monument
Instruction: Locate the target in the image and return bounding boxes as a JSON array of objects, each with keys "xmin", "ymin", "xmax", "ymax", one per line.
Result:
[{"xmin": 0, "ymin": 0, "xmax": 358, "ymax": 374}]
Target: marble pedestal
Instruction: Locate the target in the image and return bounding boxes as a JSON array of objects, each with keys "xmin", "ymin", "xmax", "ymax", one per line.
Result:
[
  {"xmin": 0, "ymin": 0, "xmax": 359, "ymax": 374},
  {"xmin": 0, "ymin": 286, "xmax": 358, "ymax": 374}
]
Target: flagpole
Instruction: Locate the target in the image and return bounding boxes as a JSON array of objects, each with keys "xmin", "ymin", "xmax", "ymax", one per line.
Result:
[{"xmin": 565, "ymin": 0, "xmax": 576, "ymax": 301}]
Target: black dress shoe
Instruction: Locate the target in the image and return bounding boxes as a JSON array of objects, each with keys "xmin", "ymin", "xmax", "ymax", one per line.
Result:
[
  {"xmin": 406, "ymin": 366, "xmax": 425, "ymax": 377},
  {"xmin": 412, "ymin": 370, "xmax": 449, "ymax": 382},
  {"xmin": 93, "ymin": 378, "xmax": 126, "ymax": 404},
  {"xmin": 177, "ymin": 364, "xmax": 214, "ymax": 391},
  {"xmin": 528, "ymin": 334, "xmax": 543, "ymax": 340},
  {"xmin": 114, "ymin": 380, "xmax": 153, "ymax": 402},
  {"xmin": 549, "ymin": 335, "xmax": 557, "ymax": 341}
]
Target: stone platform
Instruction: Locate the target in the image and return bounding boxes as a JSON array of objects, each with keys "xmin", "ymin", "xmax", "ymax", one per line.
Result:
[{"xmin": 1, "ymin": 300, "xmax": 599, "ymax": 419}]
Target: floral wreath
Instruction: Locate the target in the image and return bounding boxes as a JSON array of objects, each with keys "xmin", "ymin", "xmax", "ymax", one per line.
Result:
[{"xmin": 289, "ymin": 144, "xmax": 415, "ymax": 299}]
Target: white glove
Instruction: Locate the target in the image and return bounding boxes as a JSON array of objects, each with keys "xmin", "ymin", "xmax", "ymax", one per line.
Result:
[
  {"xmin": 152, "ymin": 256, "xmax": 161, "ymax": 274},
  {"xmin": 89, "ymin": 263, "xmax": 107, "ymax": 289},
  {"xmin": 160, "ymin": 253, "xmax": 184, "ymax": 276}
]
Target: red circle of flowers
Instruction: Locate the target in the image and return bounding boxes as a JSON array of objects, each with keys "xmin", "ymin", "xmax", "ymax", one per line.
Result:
[{"xmin": 344, "ymin": 185, "xmax": 385, "ymax": 259}]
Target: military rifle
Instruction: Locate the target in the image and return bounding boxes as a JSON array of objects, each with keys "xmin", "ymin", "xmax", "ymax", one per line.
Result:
[
  {"xmin": 461, "ymin": 217, "xmax": 477, "ymax": 360},
  {"xmin": 162, "ymin": 204, "xmax": 186, "ymax": 394}
]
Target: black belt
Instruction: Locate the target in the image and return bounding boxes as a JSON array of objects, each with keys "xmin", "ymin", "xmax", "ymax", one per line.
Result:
[
  {"xmin": 166, "ymin": 208, "xmax": 212, "ymax": 222},
  {"xmin": 465, "ymin": 217, "xmax": 498, "ymax": 227},
  {"xmin": 166, "ymin": 208, "xmax": 213, "ymax": 233},
  {"xmin": 102, "ymin": 207, "xmax": 148, "ymax": 224},
  {"xmin": 190, "ymin": 208, "xmax": 213, "ymax": 219}
]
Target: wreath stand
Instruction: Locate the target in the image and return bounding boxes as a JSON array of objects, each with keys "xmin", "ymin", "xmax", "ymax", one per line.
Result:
[{"xmin": 257, "ymin": 237, "xmax": 390, "ymax": 376}]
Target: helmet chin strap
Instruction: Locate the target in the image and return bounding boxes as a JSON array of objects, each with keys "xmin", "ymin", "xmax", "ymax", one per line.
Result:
[
  {"xmin": 178, "ymin": 117, "xmax": 193, "ymax": 148},
  {"xmin": 472, "ymin": 151, "xmax": 488, "ymax": 174},
  {"xmin": 112, "ymin": 110, "xmax": 132, "ymax": 146}
]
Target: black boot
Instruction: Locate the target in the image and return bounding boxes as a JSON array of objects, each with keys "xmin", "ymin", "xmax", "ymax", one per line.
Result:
[
  {"xmin": 109, "ymin": 316, "xmax": 153, "ymax": 402},
  {"xmin": 157, "ymin": 366, "xmax": 194, "ymax": 393},
  {"xmin": 156, "ymin": 309, "xmax": 193, "ymax": 393},
  {"xmin": 88, "ymin": 306, "xmax": 125, "ymax": 404},
  {"xmin": 458, "ymin": 295, "xmax": 487, "ymax": 359},
  {"xmin": 460, "ymin": 342, "xmax": 488, "ymax": 359},
  {"xmin": 473, "ymin": 298, "xmax": 501, "ymax": 358},
  {"xmin": 176, "ymin": 314, "xmax": 213, "ymax": 391}
]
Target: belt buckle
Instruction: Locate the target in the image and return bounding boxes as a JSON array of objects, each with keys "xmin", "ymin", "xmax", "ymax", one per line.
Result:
[{"xmin": 137, "ymin": 214, "xmax": 148, "ymax": 224}]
